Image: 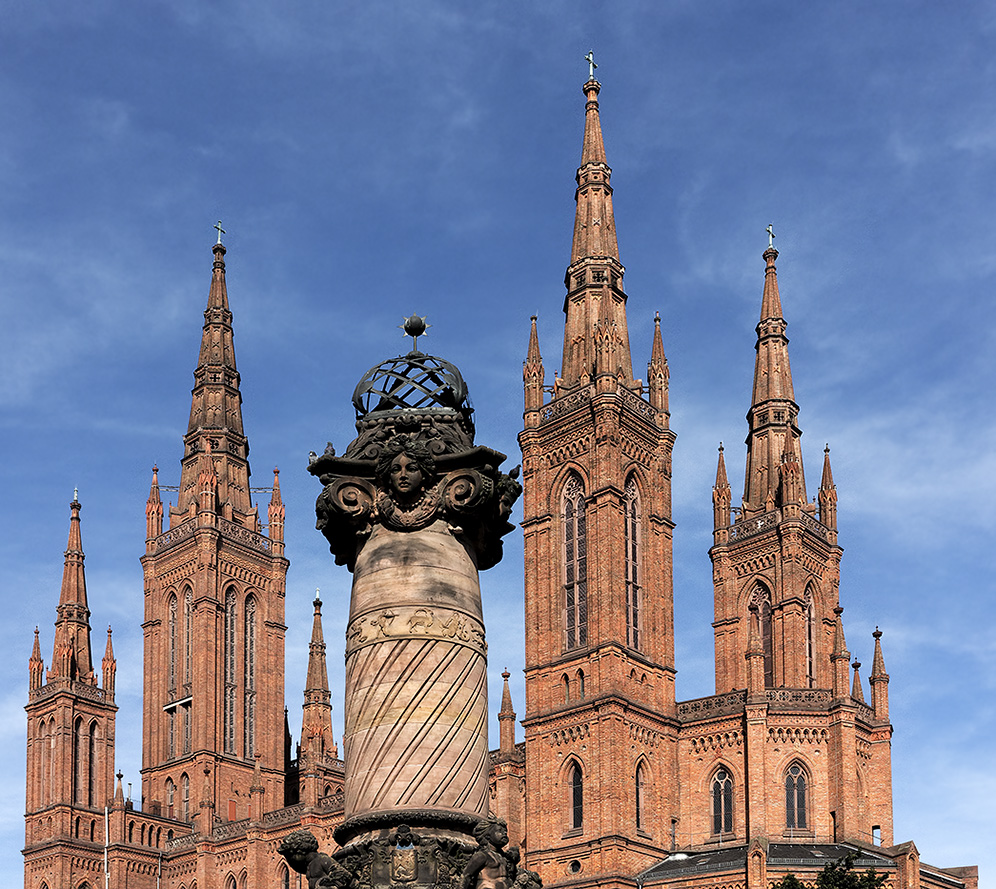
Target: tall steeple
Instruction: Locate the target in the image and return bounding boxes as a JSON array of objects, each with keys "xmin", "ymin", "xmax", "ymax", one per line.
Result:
[
  {"xmin": 49, "ymin": 493, "xmax": 95, "ymax": 683},
  {"xmin": 299, "ymin": 594, "xmax": 337, "ymax": 806},
  {"xmin": 176, "ymin": 236, "xmax": 254, "ymax": 522},
  {"xmin": 519, "ymin": 60, "xmax": 678, "ymax": 884},
  {"xmin": 742, "ymin": 243, "xmax": 806, "ymax": 517},
  {"xmin": 139, "ymin": 229, "xmax": 289, "ymax": 825},
  {"xmin": 561, "ymin": 71, "xmax": 634, "ymax": 387}
]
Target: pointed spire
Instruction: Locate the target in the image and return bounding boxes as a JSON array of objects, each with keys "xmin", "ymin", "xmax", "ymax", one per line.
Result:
[
  {"xmin": 498, "ymin": 668, "xmax": 516, "ymax": 755},
  {"xmin": 102, "ymin": 625, "xmax": 116, "ymax": 698},
  {"xmin": 851, "ymin": 660, "xmax": 865, "ymax": 703},
  {"xmin": 178, "ymin": 232, "xmax": 253, "ymax": 520},
  {"xmin": 146, "ymin": 464, "xmax": 163, "ymax": 541},
  {"xmin": 523, "ymin": 316, "xmax": 545, "ymax": 417},
  {"xmin": 742, "ymin": 238, "xmax": 805, "ymax": 516},
  {"xmin": 647, "ymin": 312, "xmax": 669, "ymax": 415},
  {"xmin": 268, "ymin": 467, "xmax": 285, "ymax": 552},
  {"xmin": 50, "ymin": 493, "xmax": 95, "ymax": 683},
  {"xmin": 29, "ymin": 626, "xmax": 44, "ymax": 691},
  {"xmin": 831, "ymin": 606, "xmax": 851, "ymax": 699},
  {"xmin": 305, "ymin": 594, "xmax": 331, "ymax": 697},
  {"xmin": 561, "ymin": 72, "xmax": 633, "ymax": 388},
  {"xmin": 299, "ymin": 593, "xmax": 336, "ymax": 805},
  {"xmin": 114, "ymin": 770, "xmax": 125, "ymax": 806},
  {"xmin": 713, "ymin": 443, "xmax": 732, "ymax": 532},
  {"xmin": 819, "ymin": 445, "xmax": 838, "ymax": 532},
  {"xmin": 870, "ymin": 628, "xmax": 890, "ymax": 720}
]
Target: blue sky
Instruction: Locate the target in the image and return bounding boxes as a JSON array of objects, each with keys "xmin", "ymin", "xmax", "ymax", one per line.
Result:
[{"xmin": 1, "ymin": 1, "xmax": 994, "ymax": 883}]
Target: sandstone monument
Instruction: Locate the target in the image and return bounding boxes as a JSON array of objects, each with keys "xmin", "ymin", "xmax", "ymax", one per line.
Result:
[{"xmin": 295, "ymin": 317, "xmax": 522, "ymax": 889}]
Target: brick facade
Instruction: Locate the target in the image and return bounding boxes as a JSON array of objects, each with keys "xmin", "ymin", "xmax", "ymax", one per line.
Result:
[{"xmin": 23, "ymin": 78, "xmax": 975, "ymax": 889}]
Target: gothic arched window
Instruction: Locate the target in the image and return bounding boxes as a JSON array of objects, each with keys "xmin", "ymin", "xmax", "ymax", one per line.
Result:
[
  {"xmin": 181, "ymin": 772, "xmax": 190, "ymax": 822},
  {"xmin": 223, "ymin": 588, "xmax": 237, "ymax": 754},
  {"xmin": 635, "ymin": 762, "xmax": 646, "ymax": 831},
  {"xmin": 624, "ymin": 476, "xmax": 641, "ymax": 650},
  {"xmin": 804, "ymin": 587, "xmax": 816, "ymax": 688},
  {"xmin": 569, "ymin": 761, "xmax": 583, "ymax": 830},
  {"xmin": 712, "ymin": 767, "xmax": 734, "ymax": 835},
  {"xmin": 183, "ymin": 587, "xmax": 193, "ymax": 686},
  {"xmin": 280, "ymin": 865, "xmax": 291, "ymax": 889},
  {"xmin": 168, "ymin": 593, "xmax": 178, "ymax": 696},
  {"xmin": 563, "ymin": 475, "xmax": 588, "ymax": 650},
  {"xmin": 576, "ymin": 669, "xmax": 585, "ymax": 700},
  {"xmin": 87, "ymin": 721, "xmax": 97, "ymax": 807},
  {"xmin": 751, "ymin": 582, "xmax": 774, "ymax": 688},
  {"xmin": 785, "ymin": 762, "xmax": 808, "ymax": 830},
  {"xmin": 73, "ymin": 716, "xmax": 84, "ymax": 805},
  {"xmin": 166, "ymin": 778, "xmax": 175, "ymax": 818},
  {"xmin": 244, "ymin": 595, "xmax": 257, "ymax": 758}
]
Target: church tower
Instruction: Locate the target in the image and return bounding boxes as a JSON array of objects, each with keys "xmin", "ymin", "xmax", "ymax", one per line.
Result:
[
  {"xmin": 696, "ymin": 241, "xmax": 894, "ymax": 847},
  {"xmin": 709, "ymin": 241, "xmax": 843, "ymax": 695},
  {"xmin": 24, "ymin": 494, "xmax": 118, "ymax": 880},
  {"xmin": 519, "ymin": 68, "xmax": 678, "ymax": 885},
  {"xmin": 139, "ymin": 235, "xmax": 290, "ymax": 826}
]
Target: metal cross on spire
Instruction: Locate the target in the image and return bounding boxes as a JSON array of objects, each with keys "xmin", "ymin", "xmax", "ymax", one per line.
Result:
[
  {"xmin": 585, "ymin": 50, "xmax": 597, "ymax": 81},
  {"xmin": 214, "ymin": 220, "xmax": 226, "ymax": 245},
  {"xmin": 766, "ymin": 223, "xmax": 775, "ymax": 249}
]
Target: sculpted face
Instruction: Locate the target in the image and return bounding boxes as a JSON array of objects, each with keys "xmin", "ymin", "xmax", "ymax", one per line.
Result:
[
  {"xmin": 489, "ymin": 821, "xmax": 508, "ymax": 848},
  {"xmin": 390, "ymin": 453, "xmax": 423, "ymax": 498}
]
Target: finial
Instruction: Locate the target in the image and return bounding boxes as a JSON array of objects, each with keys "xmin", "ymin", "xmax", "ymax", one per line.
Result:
[
  {"xmin": 314, "ymin": 588, "xmax": 321, "ymax": 606},
  {"xmin": 825, "ymin": 443, "xmax": 830, "ymax": 455},
  {"xmin": 834, "ymin": 605, "xmax": 844, "ymax": 617},
  {"xmin": 718, "ymin": 442, "xmax": 724, "ymax": 452},
  {"xmin": 400, "ymin": 314, "xmax": 430, "ymax": 352},
  {"xmin": 766, "ymin": 224, "xmax": 775, "ymax": 249},
  {"xmin": 214, "ymin": 220, "xmax": 226, "ymax": 245},
  {"xmin": 654, "ymin": 310, "xmax": 660, "ymax": 323},
  {"xmin": 502, "ymin": 668, "xmax": 510, "ymax": 680},
  {"xmin": 585, "ymin": 50, "xmax": 597, "ymax": 81},
  {"xmin": 873, "ymin": 626, "xmax": 882, "ymax": 640},
  {"xmin": 116, "ymin": 769, "xmax": 124, "ymax": 780}
]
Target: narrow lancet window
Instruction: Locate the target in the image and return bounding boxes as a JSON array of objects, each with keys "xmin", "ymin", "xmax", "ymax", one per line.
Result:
[
  {"xmin": 223, "ymin": 589, "xmax": 237, "ymax": 755},
  {"xmin": 563, "ymin": 475, "xmax": 588, "ymax": 650},
  {"xmin": 244, "ymin": 596, "xmax": 257, "ymax": 758},
  {"xmin": 183, "ymin": 587, "xmax": 193, "ymax": 687},
  {"xmin": 168, "ymin": 593, "xmax": 177, "ymax": 696},
  {"xmin": 570, "ymin": 762, "xmax": 583, "ymax": 830},
  {"xmin": 625, "ymin": 477, "xmax": 641, "ymax": 649}
]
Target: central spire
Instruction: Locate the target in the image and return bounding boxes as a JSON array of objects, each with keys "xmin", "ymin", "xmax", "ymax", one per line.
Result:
[
  {"xmin": 561, "ymin": 69, "xmax": 633, "ymax": 387},
  {"xmin": 175, "ymin": 235, "xmax": 254, "ymax": 522},
  {"xmin": 742, "ymin": 243, "xmax": 805, "ymax": 516}
]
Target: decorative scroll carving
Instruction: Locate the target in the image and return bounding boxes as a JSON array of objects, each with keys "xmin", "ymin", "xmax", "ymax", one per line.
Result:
[
  {"xmin": 729, "ymin": 510, "xmax": 781, "ymax": 542},
  {"xmin": 346, "ymin": 606, "xmax": 486, "ymax": 657}
]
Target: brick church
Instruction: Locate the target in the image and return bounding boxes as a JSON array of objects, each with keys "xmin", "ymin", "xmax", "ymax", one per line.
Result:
[{"xmin": 23, "ymin": 75, "xmax": 977, "ymax": 889}]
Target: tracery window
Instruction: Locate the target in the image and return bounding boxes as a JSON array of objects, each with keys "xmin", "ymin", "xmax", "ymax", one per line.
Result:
[
  {"xmin": 712, "ymin": 768, "xmax": 734, "ymax": 835},
  {"xmin": 624, "ymin": 476, "xmax": 641, "ymax": 649},
  {"xmin": 563, "ymin": 475, "xmax": 588, "ymax": 650},
  {"xmin": 244, "ymin": 596, "xmax": 257, "ymax": 758},
  {"xmin": 569, "ymin": 761, "xmax": 583, "ymax": 830},
  {"xmin": 785, "ymin": 763, "xmax": 808, "ymax": 830},
  {"xmin": 223, "ymin": 588, "xmax": 237, "ymax": 754}
]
